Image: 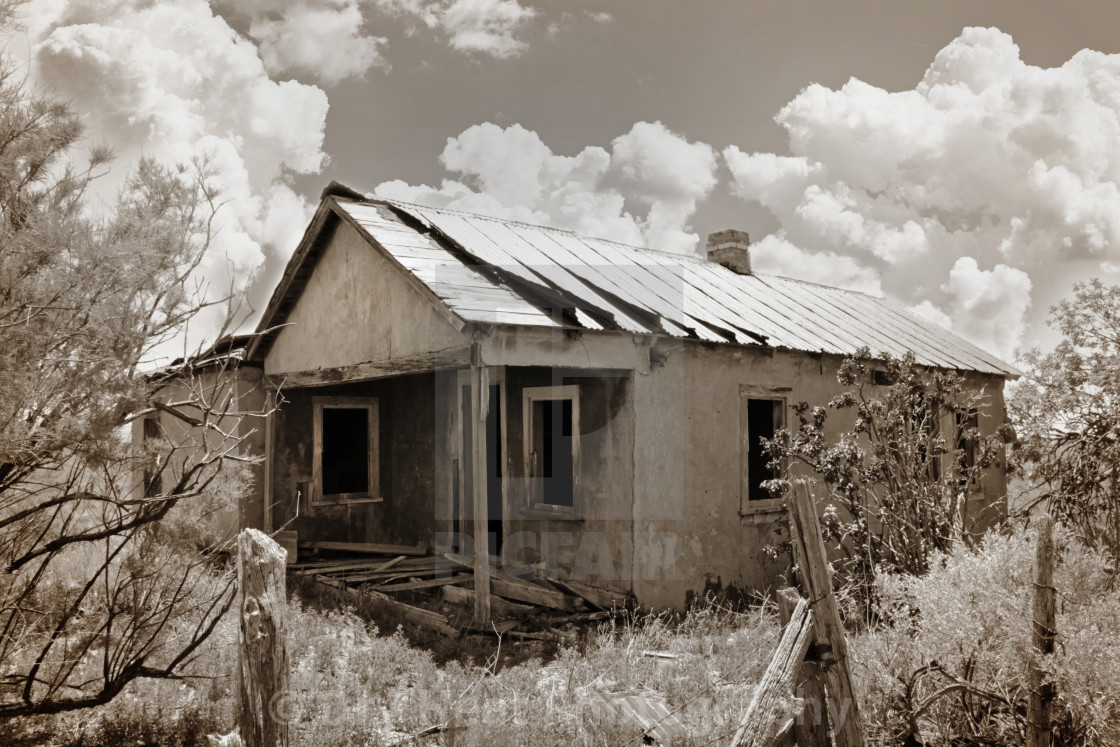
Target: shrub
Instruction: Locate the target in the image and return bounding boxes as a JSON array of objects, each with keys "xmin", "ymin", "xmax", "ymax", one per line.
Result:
[{"xmin": 850, "ymin": 523, "xmax": 1120, "ymax": 746}]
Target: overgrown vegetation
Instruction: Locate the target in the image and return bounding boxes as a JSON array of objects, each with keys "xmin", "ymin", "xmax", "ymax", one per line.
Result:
[
  {"xmin": 3, "ymin": 524, "xmax": 1116, "ymax": 746},
  {"xmin": 852, "ymin": 523, "xmax": 1120, "ymax": 746},
  {"xmin": 764, "ymin": 348, "xmax": 1010, "ymax": 607},
  {"xmin": 1011, "ymin": 279, "xmax": 1120, "ymax": 554},
  {"xmin": 0, "ymin": 4, "xmax": 262, "ymax": 719}
]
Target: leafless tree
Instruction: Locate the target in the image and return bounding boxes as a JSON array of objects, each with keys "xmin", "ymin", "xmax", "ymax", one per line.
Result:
[{"xmin": 0, "ymin": 21, "xmax": 266, "ymax": 717}]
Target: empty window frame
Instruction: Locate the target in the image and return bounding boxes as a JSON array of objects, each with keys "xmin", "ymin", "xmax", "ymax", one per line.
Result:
[
  {"xmin": 741, "ymin": 396, "xmax": 784, "ymax": 506},
  {"xmin": 312, "ymin": 396, "xmax": 380, "ymax": 504},
  {"xmin": 523, "ymin": 385, "xmax": 579, "ymax": 513}
]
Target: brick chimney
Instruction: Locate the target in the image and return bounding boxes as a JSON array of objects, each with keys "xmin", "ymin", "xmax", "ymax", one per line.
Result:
[{"xmin": 705, "ymin": 229, "xmax": 751, "ymax": 275}]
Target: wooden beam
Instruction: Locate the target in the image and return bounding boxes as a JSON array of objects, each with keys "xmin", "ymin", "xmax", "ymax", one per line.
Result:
[
  {"xmin": 266, "ymin": 347, "xmax": 470, "ymax": 389},
  {"xmin": 787, "ymin": 481, "xmax": 865, "ymax": 747},
  {"xmin": 551, "ymin": 579, "xmax": 633, "ymax": 611},
  {"xmin": 777, "ymin": 588, "xmax": 829, "ymax": 747},
  {"xmin": 1028, "ymin": 515, "xmax": 1056, "ymax": 747},
  {"xmin": 373, "ymin": 574, "xmax": 472, "ymax": 593},
  {"xmin": 237, "ymin": 529, "xmax": 290, "ymax": 747},
  {"xmin": 470, "ymin": 343, "xmax": 491, "ymax": 625},
  {"xmin": 490, "ymin": 578, "xmax": 575, "ymax": 611},
  {"xmin": 442, "ymin": 585, "xmax": 535, "ymax": 615},
  {"xmin": 731, "ymin": 596, "xmax": 815, "ymax": 747},
  {"xmin": 297, "ymin": 540, "xmax": 426, "ymax": 556}
]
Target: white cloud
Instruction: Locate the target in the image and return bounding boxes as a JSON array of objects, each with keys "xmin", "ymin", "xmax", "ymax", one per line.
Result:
[
  {"xmin": 29, "ymin": 0, "xmax": 329, "ymax": 351},
  {"xmin": 725, "ymin": 26, "xmax": 1120, "ymax": 359},
  {"xmin": 941, "ymin": 257, "xmax": 1032, "ymax": 360},
  {"xmin": 375, "ymin": 0, "xmax": 535, "ymax": 59},
  {"xmin": 225, "ymin": 0, "xmax": 389, "ymax": 86},
  {"xmin": 376, "ymin": 121, "xmax": 718, "ymax": 254},
  {"xmin": 749, "ymin": 233, "xmax": 882, "ymax": 295}
]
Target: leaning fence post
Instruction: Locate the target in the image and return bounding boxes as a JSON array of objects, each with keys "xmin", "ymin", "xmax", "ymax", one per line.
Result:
[
  {"xmin": 787, "ymin": 480, "xmax": 865, "ymax": 747},
  {"xmin": 238, "ymin": 528, "xmax": 290, "ymax": 747},
  {"xmin": 1027, "ymin": 515, "xmax": 1055, "ymax": 747},
  {"xmin": 777, "ymin": 588, "xmax": 829, "ymax": 747}
]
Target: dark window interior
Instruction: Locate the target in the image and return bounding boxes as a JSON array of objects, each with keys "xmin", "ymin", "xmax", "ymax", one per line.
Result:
[
  {"xmin": 532, "ymin": 398, "xmax": 574, "ymax": 507},
  {"xmin": 747, "ymin": 399, "xmax": 781, "ymax": 501},
  {"xmin": 322, "ymin": 407, "xmax": 369, "ymax": 495}
]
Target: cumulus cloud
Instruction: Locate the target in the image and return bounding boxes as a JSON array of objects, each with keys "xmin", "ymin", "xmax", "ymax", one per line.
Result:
[
  {"xmin": 376, "ymin": 120, "xmax": 718, "ymax": 254},
  {"xmin": 375, "ymin": 0, "xmax": 536, "ymax": 59},
  {"xmin": 749, "ymin": 234, "xmax": 882, "ymax": 296},
  {"xmin": 28, "ymin": 0, "xmax": 328, "ymax": 353},
  {"xmin": 219, "ymin": 0, "xmax": 388, "ymax": 86},
  {"xmin": 941, "ymin": 258, "xmax": 1032, "ymax": 359},
  {"xmin": 724, "ymin": 26, "xmax": 1120, "ymax": 360}
]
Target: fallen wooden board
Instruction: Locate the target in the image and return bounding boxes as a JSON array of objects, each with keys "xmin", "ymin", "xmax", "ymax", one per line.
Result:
[
  {"xmin": 442, "ymin": 585, "xmax": 535, "ymax": 615},
  {"xmin": 552, "ymin": 579, "xmax": 633, "ymax": 611},
  {"xmin": 587, "ymin": 692, "xmax": 687, "ymax": 745},
  {"xmin": 299, "ymin": 540, "xmax": 426, "ymax": 556},
  {"xmin": 490, "ymin": 578, "xmax": 576, "ymax": 611},
  {"xmin": 311, "ymin": 575, "xmax": 457, "ymax": 636},
  {"xmin": 372, "ymin": 574, "xmax": 472, "ymax": 593},
  {"xmin": 443, "ymin": 551, "xmax": 522, "ymax": 582},
  {"xmin": 294, "ymin": 557, "xmax": 406, "ymax": 575},
  {"xmin": 333, "ymin": 564, "xmax": 456, "ymax": 584}
]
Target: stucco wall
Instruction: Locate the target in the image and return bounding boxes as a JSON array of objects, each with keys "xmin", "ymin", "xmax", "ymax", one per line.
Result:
[
  {"xmin": 265, "ymin": 219, "xmax": 467, "ymax": 376},
  {"xmin": 629, "ymin": 341, "xmax": 1010, "ymax": 609}
]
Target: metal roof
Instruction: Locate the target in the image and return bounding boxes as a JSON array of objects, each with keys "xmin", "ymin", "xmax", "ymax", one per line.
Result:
[{"xmin": 280, "ymin": 194, "xmax": 1017, "ymax": 377}]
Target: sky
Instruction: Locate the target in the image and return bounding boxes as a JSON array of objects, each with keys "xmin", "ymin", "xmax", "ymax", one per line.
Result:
[{"xmin": 16, "ymin": 0, "xmax": 1120, "ymax": 362}]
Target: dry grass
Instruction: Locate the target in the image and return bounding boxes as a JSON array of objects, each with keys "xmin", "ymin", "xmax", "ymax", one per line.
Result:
[
  {"xmin": 2, "ymin": 588, "xmax": 778, "ymax": 746},
  {"xmin": 6, "ymin": 522, "xmax": 1118, "ymax": 746}
]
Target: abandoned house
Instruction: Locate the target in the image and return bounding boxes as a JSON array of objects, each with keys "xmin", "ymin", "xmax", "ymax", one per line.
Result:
[{"xmin": 147, "ymin": 183, "xmax": 1019, "ymax": 609}]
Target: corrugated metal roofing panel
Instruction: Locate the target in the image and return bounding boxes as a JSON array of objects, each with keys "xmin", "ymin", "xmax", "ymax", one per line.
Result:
[
  {"xmin": 340, "ymin": 201, "xmax": 560, "ymax": 328},
  {"xmin": 373, "ymin": 199, "xmax": 1017, "ymax": 377}
]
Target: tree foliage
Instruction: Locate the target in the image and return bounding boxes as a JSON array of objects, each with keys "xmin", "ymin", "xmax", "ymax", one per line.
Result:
[
  {"xmin": 0, "ymin": 43, "xmax": 260, "ymax": 717},
  {"xmin": 765, "ymin": 348, "xmax": 1009, "ymax": 600},
  {"xmin": 1011, "ymin": 279, "xmax": 1120, "ymax": 554}
]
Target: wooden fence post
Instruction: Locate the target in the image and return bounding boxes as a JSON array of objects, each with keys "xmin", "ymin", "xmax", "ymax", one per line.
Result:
[
  {"xmin": 731, "ymin": 596, "xmax": 816, "ymax": 747},
  {"xmin": 1027, "ymin": 516, "xmax": 1055, "ymax": 747},
  {"xmin": 786, "ymin": 480, "xmax": 865, "ymax": 747},
  {"xmin": 777, "ymin": 588, "xmax": 829, "ymax": 747},
  {"xmin": 238, "ymin": 528, "xmax": 290, "ymax": 747}
]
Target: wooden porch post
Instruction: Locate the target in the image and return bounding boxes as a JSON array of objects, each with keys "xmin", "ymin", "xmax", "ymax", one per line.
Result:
[{"xmin": 470, "ymin": 342, "xmax": 491, "ymax": 625}]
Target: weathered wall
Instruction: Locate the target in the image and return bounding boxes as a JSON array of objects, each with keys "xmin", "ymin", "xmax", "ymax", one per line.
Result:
[
  {"xmin": 265, "ymin": 219, "xmax": 467, "ymax": 376},
  {"xmin": 629, "ymin": 341, "xmax": 1010, "ymax": 609},
  {"xmin": 268, "ymin": 373, "xmax": 439, "ymax": 549},
  {"xmin": 135, "ymin": 364, "xmax": 267, "ymax": 544},
  {"xmin": 503, "ymin": 367, "xmax": 635, "ymax": 592}
]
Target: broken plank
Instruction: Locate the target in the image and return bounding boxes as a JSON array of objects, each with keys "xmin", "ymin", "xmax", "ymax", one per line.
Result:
[
  {"xmin": 298, "ymin": 541, "xmax": 426, "ymax": 556},
  {"xmin": 552, "ymin": 579, "xmax": 633, "ymax": 611},
  {"xmin": 333, "ymin": 563, "xmax": 456, "ymax": 584},
  {"xmin": 442, "ymin": 585, "xmax": 535, "ymax": 615},
  {"xmin": 372, "ymin": 574, "xmax": 472, "ymax": 593},
  {"xmin": 294, "ymin": 557, "xmax": 406, "ymax": 575},
  {"xmin": 490, "ymin": 578, "xmax": 576, "ymax": 611},
  {"xmin": 310, "ymin": 575, "xmax": 457, "ymax": 636}
]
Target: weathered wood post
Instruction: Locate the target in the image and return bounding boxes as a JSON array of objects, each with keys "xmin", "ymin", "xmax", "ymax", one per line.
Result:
[
  {"xmin": 238, "ymin": 528, "xmax": 290, "ymax": 747},
  {"xmin": 787, "ymin": 480, "xmax": 865, "ymax": 747},
  {"xmin": 777, "ymin": 587, "xmax": 829, "ymax": 747},
  {"xmin": 1027, "ymin": 515, "xmax": 1055, "ymax": 747},
  {"xmin": 470, "ymin": 342, "xmax": 491, "ymax": 625},
  {"xmin": 731, "ymin": 596, "xmax": 815, "ymax": 747}
]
